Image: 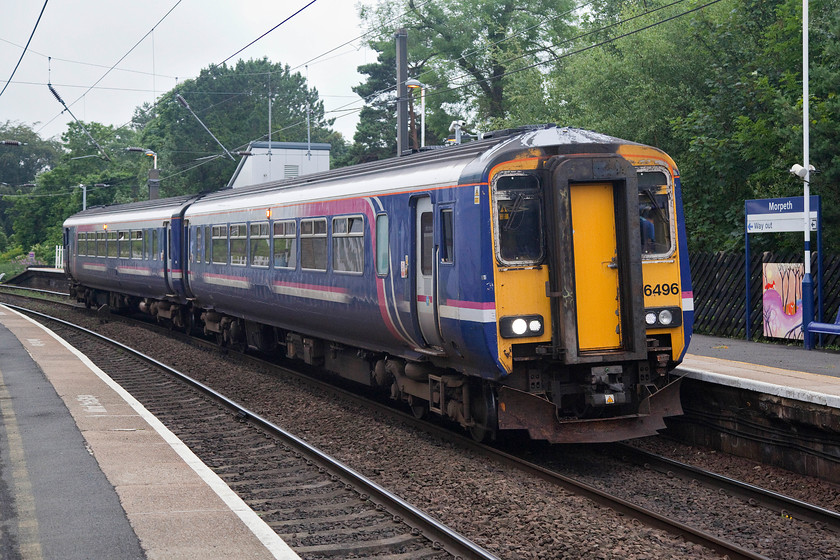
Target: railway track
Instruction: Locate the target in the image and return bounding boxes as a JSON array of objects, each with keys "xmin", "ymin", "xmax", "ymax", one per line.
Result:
[
  {"xmin": 615, "ymin": 443, "xmax": 840, "ymax": 533},
  {"xmin": 5, "ymin": 292, "xmax": 839, "ymax": 559},
  {"xmin": 5, "ymin": 303, "xmax": 497, "ymax": 560}
]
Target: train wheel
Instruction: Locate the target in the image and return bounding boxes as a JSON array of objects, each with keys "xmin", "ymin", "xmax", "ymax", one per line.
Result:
[
  {"xmin": 408, "ymin": 395, "xmax": 427, "ymax": 419},
  {"xmin": 182, "ymin": 309, "xmax": 196, "ymax": 335},
  {"xmin": 469, "ymin": 382, "xmax": 498, "ymax": 443}
]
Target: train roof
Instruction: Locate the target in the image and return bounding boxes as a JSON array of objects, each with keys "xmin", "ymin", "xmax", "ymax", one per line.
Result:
[
  {"xmin": 193, "ymin": 125, "xmax": 646, "ymax": 201},
  {"xmin": 64, "ymin": 125, "xmax": 663, "ymax": 225},
  {"xmin": 63, "ymin": 194, "xmax": 198, "ymax": 228}
]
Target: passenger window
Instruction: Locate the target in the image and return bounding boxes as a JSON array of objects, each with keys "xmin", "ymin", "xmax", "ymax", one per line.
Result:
[
  {"xmin": 151, "ymin": 230, "xmax": 158, "ymax": 261},
  {"xmin": 204, "ymin": 226, "xmax": 211, "ymax": 264},
  {"xmin": 421, "ymin": 213, "xmax": 433, "ymax": 275},
  {"xmin": 333, "ymin": 216, "xmax": 364, "ymax": 274},
  {"xmin": 375, "ymin": 214, "xmax": 389, "ymax": 276},
  {"xmin": 250, "ymin": 222, "xmax": 270, "ymax": 267},
  {"xmin": 131, "ymin": 231, "xmax": 143, "ymax": 259},
  {"xmin": 77, "ymin": 233, "xmax": 86, "ymax": 256},
  {"xmin": 637, "ymin": 171, "xmax": 674, "ymax": 257},
  {"xmin": 96, "ymin": 231, "xmax": 105, "ymax": 257},
  {"xmin": 212, "ymin": 225, "xmax": 228, "ymax": 264},
  {"xmin": 494, "ymin": 173, "xmax": 543, "ymax": 265},
  {"xmin": 300, "ymin": 218, "xmax": 327, "ymax": 271},
  {"xmin": 118, "ymin": 231, "xmax": 130, "ymax": 258},
  {"xmin": 230, "ymin": 224, "xmax": 247, "ymax": 266},
  {"xmin": 273, "ymin": 221, "xmax": 297, "ymax": 269},
  {"xmin": 441, "ymin": 209, "xmax": 454, "ymax": 264},
  {"xmin": 194, "ymin": 227, "xmax": 202, "ymax": 263},
  {"xmin": 107, "ymin": 231, "xmax": 118, "ymax": 258}
]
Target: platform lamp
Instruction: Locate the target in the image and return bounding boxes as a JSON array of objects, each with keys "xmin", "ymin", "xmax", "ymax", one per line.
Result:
[
  {"xmin": 126, "ymin": 147, "xmax": 160, "ymax": 200},
  {"xmin": 406, "ymin": 79, "xmax": 426, "ymax": 148}
]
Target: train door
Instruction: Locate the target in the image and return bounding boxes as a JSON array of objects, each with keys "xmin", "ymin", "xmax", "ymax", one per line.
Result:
[
  {"xmin": 570, "ymin": 182, "xmax": 621, "ymax": 350},
  {"xmin": 414, "ymin": 196, "xmax": 444, "ymax": 348},
  {"xmin": 182, "ymin": 219, "xmax": 192, "ymax": 296},
  {"xmin": 163, "ymin": 221, "xmax": 172, "ymax": 293}
]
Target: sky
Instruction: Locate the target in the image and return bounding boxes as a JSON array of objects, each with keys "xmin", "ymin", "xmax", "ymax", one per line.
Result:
[{"xmin": 0, "ymin": 0, "xmax": 379, "ymax": 143}]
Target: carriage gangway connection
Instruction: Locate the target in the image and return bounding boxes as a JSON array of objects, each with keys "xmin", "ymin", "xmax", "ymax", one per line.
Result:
[{"xmin": 0, "ymin": 303, "xmax": 299, "ymax": 560}]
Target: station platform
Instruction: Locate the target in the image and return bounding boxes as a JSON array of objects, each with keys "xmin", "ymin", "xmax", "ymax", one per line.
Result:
[
  {"xmin": 0, "ymin": 304, "xmax": 299, "ymax": 560},
  {"xmin": 1, "ymin": 267, "xmax": 69, "ymax": 293},
  {"xmin": 679, "ymin": 333, "xmax": 840, "ymax": 409}
]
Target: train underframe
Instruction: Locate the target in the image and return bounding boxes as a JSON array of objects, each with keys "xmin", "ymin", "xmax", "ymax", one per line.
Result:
[{"xmin": 71, "ymin": 284, "xmax": 682, "ymax": 443}]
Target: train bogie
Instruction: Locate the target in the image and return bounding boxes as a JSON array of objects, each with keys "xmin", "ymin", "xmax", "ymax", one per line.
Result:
[{"xmin": 63, "ymin": 126, "xmax": 693, "ymax": 444}]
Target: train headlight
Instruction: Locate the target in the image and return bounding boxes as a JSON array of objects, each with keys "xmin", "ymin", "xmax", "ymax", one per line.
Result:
[
  {"xmin": 500, "ymin": 315, "xmax": 545, "ymax": 338},
  {"xmin": 643, "ymin": 307, "xmax": 682, "ymax": 328}
]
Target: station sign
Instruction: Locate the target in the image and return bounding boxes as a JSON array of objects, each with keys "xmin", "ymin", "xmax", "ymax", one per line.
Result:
[{"xmin": 745, "ymin": 196, "xmax": 819, "ymax": 234}]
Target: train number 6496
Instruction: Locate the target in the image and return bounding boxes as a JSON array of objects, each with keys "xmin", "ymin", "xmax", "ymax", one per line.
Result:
[{"xmin": 644, "ymin": 283, "xmax": 680, "ymax": 297}]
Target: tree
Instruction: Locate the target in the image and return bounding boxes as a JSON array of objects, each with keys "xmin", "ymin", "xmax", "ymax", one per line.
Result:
[
  {"xmin": 547, "ymin": 0, "xmax": 840, "ymax": 253},
  {"xmin": 355, "ymin": 0, "xmax": 577, "ymax": 148},
  {"xmin": 135, "ymin": 58, "xmax": 338, "ymax": 196},
  {"xmin": 0, "ymin": 121, "xmax": 61, "ymax": 238},
  {"xmin": 348, "ymin": 43, "xmax": 398, "ymax": 163},
  {"xmin": 8, "ymin": 121, "xmax": 141, "ymax": 250}
]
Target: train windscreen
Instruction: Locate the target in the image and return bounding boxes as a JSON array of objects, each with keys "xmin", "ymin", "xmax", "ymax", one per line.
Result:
[{"xmin": 637, "ymin": 171, "xmax": 674, "ymax": 257}]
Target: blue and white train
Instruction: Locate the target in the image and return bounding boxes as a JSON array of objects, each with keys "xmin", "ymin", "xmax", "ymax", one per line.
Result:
[{"xmin": 64, "ymin": 125, "xmax": 693, "ymax": 443}]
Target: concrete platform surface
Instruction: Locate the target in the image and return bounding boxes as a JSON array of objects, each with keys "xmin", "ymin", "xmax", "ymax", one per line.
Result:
[
  {"xmin": 679, "ymin": 333, "xmax": 840, "ymax": 408},
  {"xmin": 0, "ymin": 304, "xmax": 299, "ymax": 560}
]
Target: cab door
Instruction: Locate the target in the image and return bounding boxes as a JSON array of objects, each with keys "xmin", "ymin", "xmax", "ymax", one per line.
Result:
[
  {"xmin": 570, "ymin": 182, "xmax": 622, "ymax": 350},
  {"xmin": 546, "ymin": 154, "xmax": 647, "ymax": 363},
  {"xmin": 414, "ymin": 196, "xmax": 444, "ymax": 348}
]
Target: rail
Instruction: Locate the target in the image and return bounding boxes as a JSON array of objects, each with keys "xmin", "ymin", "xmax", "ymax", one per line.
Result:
[{"xmin": 4, "ymin": 303, "xmax": 500, "ymax": 560}]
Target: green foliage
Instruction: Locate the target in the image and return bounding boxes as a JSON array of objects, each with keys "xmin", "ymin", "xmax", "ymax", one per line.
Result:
[
  {"xmin": 0, "ymin": 121, "xmax": 62, "ymax": 238},
  {"xmin": 0, "ymin": 245, "xmax": 45, "ymax": 281},
  {"xmin": 549, "ymin": 0, "xmax": 840, "ymax": 254},
  {"xmin": 134, "ymin": 58, "xmax": 337, "ymax": 196},
  {"xmin": 7, "ymin": 121, "xmax": 141, "ymax": 250},
  {"xmin": 355, "ymin": 0, "xmax": 577, "ymax": 147}
]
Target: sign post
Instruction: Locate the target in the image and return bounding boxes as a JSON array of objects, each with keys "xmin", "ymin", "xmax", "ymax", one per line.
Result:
[{"xmin": 744, "ymin": 196, "xmax": 821, "ymax": 344}]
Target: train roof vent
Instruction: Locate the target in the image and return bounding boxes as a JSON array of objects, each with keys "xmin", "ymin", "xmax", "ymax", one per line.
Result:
[{"xmin": 480, "ymin": 123, "xmax": 557, "ymax": 139}]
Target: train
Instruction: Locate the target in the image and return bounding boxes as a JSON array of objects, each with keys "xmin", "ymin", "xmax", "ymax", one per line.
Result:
[{"xmin": 63, "ymin": 125, "xmax": 693, "ymax": 443}]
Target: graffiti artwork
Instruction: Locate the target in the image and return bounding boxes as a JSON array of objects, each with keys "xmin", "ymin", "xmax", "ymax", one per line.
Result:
[{"xmin": 762, "ymin": 262, "xmax": 804, "ymax": 340}]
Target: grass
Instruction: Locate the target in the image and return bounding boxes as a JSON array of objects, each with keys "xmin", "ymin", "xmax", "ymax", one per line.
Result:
[{"xmin": 0, "ymin": 261, "xmax": 29, "ymax": 281}]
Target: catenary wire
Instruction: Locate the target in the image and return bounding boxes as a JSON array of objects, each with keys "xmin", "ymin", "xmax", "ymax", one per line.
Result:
[
  {"xmin": 218, "ymin": 1, "xmax": 319, "ymax": 66},
  {"xmin": 36, "ymin": 0, "xmax": 183, "ymax": 135},
  {"xmin": 0, "ymin": 0, "xmax": 49, "ymax": 100}
]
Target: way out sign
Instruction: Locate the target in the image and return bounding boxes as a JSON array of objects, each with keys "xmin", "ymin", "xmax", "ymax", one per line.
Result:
[
  {"xmin": 743, "ymin": 195, "xmax": 823, "ymax": 343},
  {"xmin": 746, "ymin": 196, "xmax": 819, "ymax": 234}
]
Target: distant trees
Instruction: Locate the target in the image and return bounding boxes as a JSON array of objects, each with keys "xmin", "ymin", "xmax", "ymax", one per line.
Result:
[
  {"xmin": 0, "ymin": 121, "xmax": 61, "ymax": 240},
  {"xmin": 134, "ymin": 58, "xmax": 341, "ymax": 197},
  {"xmin": 352, "ymin": 0, "xmax": 839, "ymax": 253},
  {"xmin": 351, "ymin": 0, "xmax": 577, "ymax": 157}
]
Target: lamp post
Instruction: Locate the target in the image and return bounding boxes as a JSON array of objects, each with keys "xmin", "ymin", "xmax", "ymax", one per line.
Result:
[
  {"xmin": 126, "ymin": 147, "xmax": 160, "ymax": 200},
  {"xmin": 800, "ymin": 0, "xmax": 814, "ymax": 348},
  {"xmin": 125, "ymin": 147, "xmax": 157, "ymax": 169},
  {"xmin": 76, "ymin": 184, "xmax": 87, "ymax": 210},
  {"xmin": 406, "ymin": 78, "xmax": 426, "ymax": 148}
]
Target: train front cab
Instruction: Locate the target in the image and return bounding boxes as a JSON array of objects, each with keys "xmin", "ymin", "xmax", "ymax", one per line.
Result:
[{"xmin": 490, "ymin": 149, "xmax": 687, "ymax": 443}]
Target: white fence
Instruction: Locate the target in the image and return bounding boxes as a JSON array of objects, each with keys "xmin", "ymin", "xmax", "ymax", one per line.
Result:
[{"xmin": 54, "ymin": 245, "xmax": 65, "ymax": 270}]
